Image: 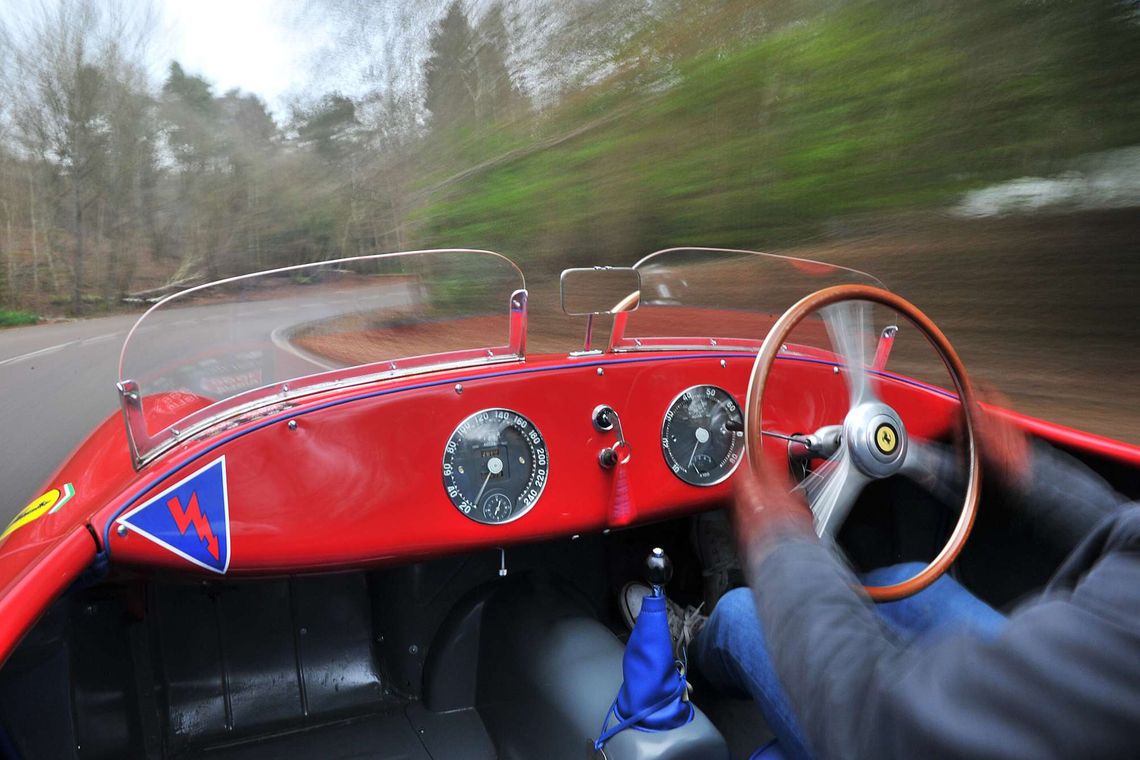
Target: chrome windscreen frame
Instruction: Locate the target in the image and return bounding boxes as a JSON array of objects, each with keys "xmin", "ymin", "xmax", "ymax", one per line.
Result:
[{"xmin": 117, "ymin": 250, "xmax": 528, "ymax": 469}]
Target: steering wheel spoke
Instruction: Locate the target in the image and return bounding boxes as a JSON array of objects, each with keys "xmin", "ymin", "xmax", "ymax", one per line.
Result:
[
  {"xmin": 799, "ymin": 446, "xmax": 869, "ymax": 538},
  {"xmin": 899, "ymin": 437, "xmax": 966, "ymax": 509},
  {"xmin": 820, "ymin": 300, "xmax": 879, "ymax": 407}
]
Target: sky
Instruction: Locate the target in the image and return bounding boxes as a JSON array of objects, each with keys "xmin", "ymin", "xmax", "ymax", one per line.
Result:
[
  {"xmin": 2, "ymin": 0, "xmax": 557, "ymax": 121},
  {"xmin": 157, "ymin": 0, "xmax": 328, "ymax": 117},
  {"xmin": 1, "ymin": 0, "xmax": 326, "ymax": 117}
]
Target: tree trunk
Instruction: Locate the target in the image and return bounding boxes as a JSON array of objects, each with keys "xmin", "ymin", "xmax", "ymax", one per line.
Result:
[
  {"xmin": 28, "ymin": 172, "xmax": 40, "ymax": 294},
  {"xmin": 43, "ymin": 225, "xmax": 62, "ymax": 294},
  {"xmin": 0, "ymin": 199, "xmax": 12, "ymax": 303},
  {"xmin": 72, "ymin": 174, "xmax": 84, "ymax": 316},
  {"xmin": 105, "ymin": 201, "xmax": 118, "ymax": 302}
]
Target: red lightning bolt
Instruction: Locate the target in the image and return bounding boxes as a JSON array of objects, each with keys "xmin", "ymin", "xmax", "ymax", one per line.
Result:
[{"xmin": 167, "ymin": 492, "xmax": 220, "ymax": 561}]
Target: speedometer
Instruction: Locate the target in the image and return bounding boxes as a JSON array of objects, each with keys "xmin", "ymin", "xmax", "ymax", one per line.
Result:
[
  {"xmin": 661, "ymin": 385, "xmax": 745, "ymax": 486},
  {"xmin": 442, "ymin": 408, "xmax": 549, "ymax": 524}
]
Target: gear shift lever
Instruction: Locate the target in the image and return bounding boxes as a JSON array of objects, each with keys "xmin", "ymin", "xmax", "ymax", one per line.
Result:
[
  {"xmin": 647, "ymin": 547, "xmax": 673, "ymax": 597},
  {"xmin": 595, "ymin": 547, "xmax": 694, "ymax": 750}
]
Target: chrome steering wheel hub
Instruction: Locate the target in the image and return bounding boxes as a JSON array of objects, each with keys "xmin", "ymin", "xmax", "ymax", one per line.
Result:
[{"xmin": 843, "ymin": 402, "xmax": 907, "ymax": 479}]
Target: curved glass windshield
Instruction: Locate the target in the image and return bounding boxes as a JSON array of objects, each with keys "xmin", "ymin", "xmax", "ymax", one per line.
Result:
[
  {"xmin": 119, "ymin": 250, "xmax": 524, "ymax": 465},
  {"xmin": 611, "ymin": 247, "xmax": 885, "ymax": 352}
]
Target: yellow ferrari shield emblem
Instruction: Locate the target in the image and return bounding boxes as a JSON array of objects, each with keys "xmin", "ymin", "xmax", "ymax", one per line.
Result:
[{"xmin": 874, "ymin": 424, "xmax": 898, "ymax": 455}]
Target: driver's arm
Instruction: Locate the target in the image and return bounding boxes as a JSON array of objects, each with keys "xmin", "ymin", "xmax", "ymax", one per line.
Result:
[
  {"xmin": 1012, "ymin": 440, "xmax": 1126, "ymax": 547},
  {"xmin": 972, "ymin": 395, "xmax": 1125, "ymax": 547},
  {"xmin": 749, "ymin": 516, "xmax": 1140, "ymax": 760}
]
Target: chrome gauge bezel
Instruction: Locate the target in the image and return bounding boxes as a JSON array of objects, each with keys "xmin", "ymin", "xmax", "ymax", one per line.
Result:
[
  {"xmin": 660, "ymin": 384, "xmax": 746, "ymax": 487},
  {"xmin": 442, "ymin": 407, "xmax": 549, "ymax": 524}
]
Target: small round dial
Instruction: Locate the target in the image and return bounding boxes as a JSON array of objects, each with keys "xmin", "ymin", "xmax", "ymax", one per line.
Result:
[
  {"xmin": 661, "ymin": 385, "xmax": 745, "ymax": 486},
  {"xmin": 442, "ymin": 408, "xmax": 549, "ymax": 524}
]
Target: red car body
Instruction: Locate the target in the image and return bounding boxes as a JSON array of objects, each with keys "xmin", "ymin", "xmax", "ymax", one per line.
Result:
[{"xmin": 1, "ymin": 248, "xmax": 1136, "ymax": 758}]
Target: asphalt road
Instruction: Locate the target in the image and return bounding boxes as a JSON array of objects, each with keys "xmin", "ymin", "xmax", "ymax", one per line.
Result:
[
  {"xmin": 0, "ymin": 284, "xmax": 413, "ymax": 524},
  {"xmin": 0, "ymin": 313, "xmax": 139, "ymax": 520}
]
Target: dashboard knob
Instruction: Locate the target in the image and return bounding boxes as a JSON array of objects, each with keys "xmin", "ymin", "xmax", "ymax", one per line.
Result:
[{"xmin": 645, "ymin": 547, "xmax": 673, "ymax": 588}]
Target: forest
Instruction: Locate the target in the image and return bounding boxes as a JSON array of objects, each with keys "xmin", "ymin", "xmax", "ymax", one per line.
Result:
[{"xmin": 0, "ymin": 0, "xmax": 1137, "ymax": 321}]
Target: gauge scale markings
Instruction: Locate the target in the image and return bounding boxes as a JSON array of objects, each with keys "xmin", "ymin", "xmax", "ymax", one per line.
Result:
[
  {"xmin": 442, "ymin": 408, "xmax": 549, "ymax": 524},
  {"xmin": 661, "ymin": 385, "xmax": 745, "ymax": 486}
]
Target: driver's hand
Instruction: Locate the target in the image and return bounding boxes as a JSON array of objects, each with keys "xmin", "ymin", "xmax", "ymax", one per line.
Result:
[
  {"xmin": 731, "ymin": 457, "xmax": 815, "ymax": 562},
  {"xmin": 969, "ymin": 384, "xmax": 1031, "ymax": 491}
]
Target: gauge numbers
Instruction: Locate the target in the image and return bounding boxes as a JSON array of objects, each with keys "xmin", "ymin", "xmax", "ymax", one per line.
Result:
[
  {"xmin": 442, "ymin": 408, "xmax": 549, "ymax": 524},
  {"xmin": 661, "ymin": 385, "xmax": 745, "ymax": 486}
]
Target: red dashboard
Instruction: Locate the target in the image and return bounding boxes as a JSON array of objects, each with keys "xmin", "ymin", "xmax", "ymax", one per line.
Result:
[{"xmin": 96, "ymin": 351, "xmax": 964, "ymax": 575}]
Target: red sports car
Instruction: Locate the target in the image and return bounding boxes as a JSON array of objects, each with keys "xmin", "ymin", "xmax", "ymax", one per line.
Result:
[{"xmin": 0, "ymin": 248, "xmax": 1135, "ymax": 759}]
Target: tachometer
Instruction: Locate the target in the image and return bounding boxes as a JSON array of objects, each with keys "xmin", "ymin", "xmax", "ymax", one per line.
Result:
[
  {"xmin": 661, "ymin": 385, "xmax": 745, "ymax": 486},
  {"xmin": 442, "ymin": 408, "xmax": 549, "ymax": 524}
]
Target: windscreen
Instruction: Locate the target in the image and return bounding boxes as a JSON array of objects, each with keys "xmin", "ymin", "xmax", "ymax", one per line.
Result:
[
  {"xmin": 119, "ymin": 250, "xmax": 524, "ymax": 462},
  {"xmin": 614, "ymin": 248, "xmax": 886, "ymax": 351}
]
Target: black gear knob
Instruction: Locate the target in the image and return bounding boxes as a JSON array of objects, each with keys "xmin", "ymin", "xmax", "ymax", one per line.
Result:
[{"xmin": 645, "ymin": 547, "xmax": 673, "ymax": 588}]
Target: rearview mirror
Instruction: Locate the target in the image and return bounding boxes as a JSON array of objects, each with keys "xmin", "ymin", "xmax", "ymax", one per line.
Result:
[{"xmin": 560, "ymin": 267, "xmax": 641, "ymax": 316}]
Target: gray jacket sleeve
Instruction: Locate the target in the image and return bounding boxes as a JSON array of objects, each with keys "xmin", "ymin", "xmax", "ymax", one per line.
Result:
[
  {"xmin": 1013, "ymin": 441, "xmax": 1126, "ymax": 547},
  {"xmin": 749, "ymin": 506, "xmax": 1140, "ymax": 760},
  {"xmin": 902, "ymin": 440, "xmax": 1124, "ymax": 548}
]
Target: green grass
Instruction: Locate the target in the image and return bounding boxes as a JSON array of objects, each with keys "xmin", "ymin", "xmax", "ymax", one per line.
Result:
[{"xmin": 0, "ymin": 310, "xmax": 39, "ymax": 327}]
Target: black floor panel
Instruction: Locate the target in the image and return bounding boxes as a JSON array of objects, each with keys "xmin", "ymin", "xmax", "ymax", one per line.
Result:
[{"xmin": 200, "ymin": 712, "xmax": 430, "ymax": 760}]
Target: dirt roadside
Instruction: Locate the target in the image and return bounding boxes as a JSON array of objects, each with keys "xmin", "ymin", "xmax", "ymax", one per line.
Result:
[{"xmin": 779, "ymin": 209, "xmax": 1140, "ymax": 444}]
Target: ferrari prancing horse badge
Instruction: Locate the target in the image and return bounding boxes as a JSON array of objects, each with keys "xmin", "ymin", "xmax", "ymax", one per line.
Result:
[{"xmin": 875, "ymin": 423, "xmax": 898, "ymax": 455}]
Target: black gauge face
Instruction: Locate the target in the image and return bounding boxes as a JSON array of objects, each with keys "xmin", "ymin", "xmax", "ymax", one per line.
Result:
[
  {"xmin": 442, "ymin": 408, "xmax": 549, "ymax": 524},
  {"xmin": 661, "ymin": 385, "xmax": 745, "ymax": 486}
]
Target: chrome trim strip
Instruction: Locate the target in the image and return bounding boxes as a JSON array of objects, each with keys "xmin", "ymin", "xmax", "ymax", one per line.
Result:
[{"xmin": 610, "ymin": 336, "xmax": 764, "ymax": 353}]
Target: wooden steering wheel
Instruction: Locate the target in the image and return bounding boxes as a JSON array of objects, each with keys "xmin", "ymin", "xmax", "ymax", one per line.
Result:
[{"xmin": 744, "ymin": 285, "xmax": 981, "ymax": 601}]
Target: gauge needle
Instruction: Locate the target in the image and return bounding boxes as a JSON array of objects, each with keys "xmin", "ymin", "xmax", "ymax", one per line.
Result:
[
  {"xmin": 474, "ymin": 472, "xmax": 493, "ymax": 506},
  {"xmin": 688, "ymin": 426, "xmax": 711, "ymax": 468},
  {"xmin": 474, "ymin": 456, "xmax": 504, "ymax": 505},
  {"xmin": 688, "ymin": 442, "xmax": 700, "ymax": 468}
]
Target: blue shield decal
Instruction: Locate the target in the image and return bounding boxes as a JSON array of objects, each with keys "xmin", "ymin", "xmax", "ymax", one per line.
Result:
[{"xmin": 117, "ymin": 456, "xmax": 231, "ymax": 573}]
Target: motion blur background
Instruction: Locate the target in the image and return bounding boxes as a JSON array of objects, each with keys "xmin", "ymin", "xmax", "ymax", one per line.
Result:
[{"xmin": 0, "ymin": 0, "xmax": 1138, "ymax": 442}]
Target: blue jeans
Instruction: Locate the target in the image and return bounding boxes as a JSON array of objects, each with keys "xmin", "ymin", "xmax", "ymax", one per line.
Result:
[{"xmin": 690, "ymin": 563, "xmax": 1006, "ymax": 760}]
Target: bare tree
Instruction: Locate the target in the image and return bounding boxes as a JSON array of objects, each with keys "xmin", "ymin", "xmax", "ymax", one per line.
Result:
[{"xmin": 2, "ymin": 0, "xmax": 156, "ymax": 314}]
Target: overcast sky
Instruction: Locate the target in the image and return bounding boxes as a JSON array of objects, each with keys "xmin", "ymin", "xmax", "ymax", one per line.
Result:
[
  {"xmin": 3, "ymin": 0, "xmax": 557, "ymax": 120},
  {"xmin": 158, "ymin": 0, "xmax": 329, "ymax": 117}
]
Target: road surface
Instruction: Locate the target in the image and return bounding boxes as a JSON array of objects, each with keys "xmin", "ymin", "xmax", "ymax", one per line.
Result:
[{"xmin": 0, "ymin": 313, "xmax": 138, "ymax": 522}]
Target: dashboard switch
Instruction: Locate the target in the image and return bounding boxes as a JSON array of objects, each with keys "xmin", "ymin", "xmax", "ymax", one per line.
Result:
[{"xmin": 592, "ymin": 404, "xmax": 616, "ymax": 432}]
